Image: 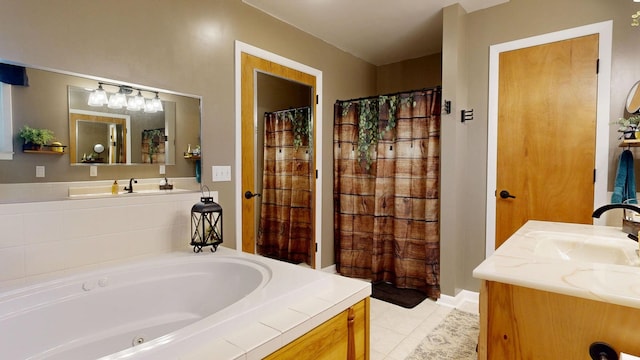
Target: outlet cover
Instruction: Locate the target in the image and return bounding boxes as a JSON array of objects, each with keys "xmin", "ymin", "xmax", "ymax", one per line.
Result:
[
  {"xmin": 212, "ymin": 165, "xmax": 231, "ymax": 182},
  {"xmin": 35, "ymin": 166, "xmax": 45, "ymax": 178},
  {"xmin": 90, "ymin": 165, "xmax": 98, "ymax": 177},
  {"xmin": 159, "ymin": 165, "xmax": 166, "ymax": 174}
]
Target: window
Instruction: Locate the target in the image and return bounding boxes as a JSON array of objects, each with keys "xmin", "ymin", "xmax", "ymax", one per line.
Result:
[{"xmin": 0, "ymin": 82, "xmax": 13, "ymax": 160}]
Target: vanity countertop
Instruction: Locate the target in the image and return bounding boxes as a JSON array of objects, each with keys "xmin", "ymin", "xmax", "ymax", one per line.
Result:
[{"xmin": 473, "ymin": 220, "xmax": 640, "ymax": 309}]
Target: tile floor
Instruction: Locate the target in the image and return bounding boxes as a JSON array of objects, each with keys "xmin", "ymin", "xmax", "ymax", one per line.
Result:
[{"xmin": 369, "ymin": 297, "xmax": 479, "ymax": 360}]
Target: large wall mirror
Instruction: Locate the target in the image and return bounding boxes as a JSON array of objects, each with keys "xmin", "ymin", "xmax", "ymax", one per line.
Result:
[{"xmin": 0, "ymin": 64, "xmax": 201, "ymax": 186}]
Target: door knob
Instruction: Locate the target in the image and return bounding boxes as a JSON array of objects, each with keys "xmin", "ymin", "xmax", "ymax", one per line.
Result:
[
  {"xmin": 499, "ymin": 190, "xmax": 516, "ymax": 199},
  {"xmin": 244, "ymin": 191, "xmax": 261, "ymax": 199}
]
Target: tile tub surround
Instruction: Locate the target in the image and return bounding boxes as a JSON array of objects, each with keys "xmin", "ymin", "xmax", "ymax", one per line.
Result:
[
  {"xmin": 0, "ymin": 191, "xmax": 205, "ymax": 289},
  {"xmin": 0, "ymin": 177, "xmax": 200, "ymax": 203},
  {"xmin": 473, "ymin": 220, "xmax": 640, "ymax": 309}
]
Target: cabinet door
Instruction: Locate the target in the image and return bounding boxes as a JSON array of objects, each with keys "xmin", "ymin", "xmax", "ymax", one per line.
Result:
[
  {"xmin": 264, "ymin": 298, "xmax": 369, "ymax": 360},
  {"xmin": 480, "ymin": 281, "xmax": 640, "ymax": 359}
]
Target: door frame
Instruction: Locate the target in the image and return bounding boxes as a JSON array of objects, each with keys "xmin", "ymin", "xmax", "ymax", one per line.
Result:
[
  {"xmin": 485, "ymin": 21, "xmax": 612, "ymax": 257},
  {"xmin": 234, "ymin": 40, "xmax": 324, "ymax": 269}
]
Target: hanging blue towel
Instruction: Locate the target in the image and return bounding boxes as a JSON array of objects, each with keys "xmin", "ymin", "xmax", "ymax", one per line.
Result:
[{"xmin": 612, "ymin": 149, "xmax": 637, "ymax": 204}]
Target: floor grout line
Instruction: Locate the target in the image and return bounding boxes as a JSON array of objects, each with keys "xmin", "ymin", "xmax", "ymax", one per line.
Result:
[{"xmin": 369, "ymin": 297, "xmax": 478, "ymax": 360}]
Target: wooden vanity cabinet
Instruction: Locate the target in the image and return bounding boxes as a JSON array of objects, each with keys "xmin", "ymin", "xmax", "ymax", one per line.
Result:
[
  {"xmin": 478, "ymin": 281, "xmax": 640, "ymax": 359},
  {"xmin": 264, "ymin": 297, "xmax": 370, "ymax": 360}
]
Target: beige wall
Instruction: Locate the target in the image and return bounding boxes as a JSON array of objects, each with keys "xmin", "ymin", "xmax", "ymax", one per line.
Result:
[
  {"xmin": 442, "ymin": 0, "xmax": 640, "ymax": 295},
  {"xmin": 0, "ymin": 0, "xmax": 376, "ymax": 267},
  {"xmin": 376, "ymin": 53, "xmax": 442, "ymax": 94},
  {"xmin": 441, "ymin": 4, "xmax": 470, "ymax": 297}
]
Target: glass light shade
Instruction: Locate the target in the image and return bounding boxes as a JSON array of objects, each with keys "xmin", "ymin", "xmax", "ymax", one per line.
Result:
[
  {"xmin": 134, "ymin": 91, "xmax": 145, "ymax": 109},
  {"xmin": 108, "ymin": 92, "xmax": 127, "ymax": 109},
  {"xmin": 144, "ymin": 99, "xmax": 157, "ymax": 113},
  {"xmin": 152, "ymin": 94, "xmax": 163, "ymax": 112},
  {"xmin": 87, "ymin": 87, "xmax": 108, "ymax": 106},
  {"xmin": 126, "ymin": 96, "xmax": 141, "ymax": 111}
]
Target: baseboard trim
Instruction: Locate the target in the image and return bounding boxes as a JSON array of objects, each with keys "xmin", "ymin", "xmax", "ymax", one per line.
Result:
[
  {"xmin": 437, "ymin": 290, "xmax": 479, "ymax": 309},
  {"xmin": 321, "ymin": 264, "xmax": 337, "ymax": 274}
]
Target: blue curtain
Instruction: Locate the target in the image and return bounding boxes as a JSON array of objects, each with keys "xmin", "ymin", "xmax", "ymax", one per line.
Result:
[{"xmin": 0, "ymin": 63, "xmax": 29, "ymax": 86}]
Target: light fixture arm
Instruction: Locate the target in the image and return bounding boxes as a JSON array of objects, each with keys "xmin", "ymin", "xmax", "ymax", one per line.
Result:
[{"xmin": 96, "ymin": 81, "xmax": 161, "ymax": 98}]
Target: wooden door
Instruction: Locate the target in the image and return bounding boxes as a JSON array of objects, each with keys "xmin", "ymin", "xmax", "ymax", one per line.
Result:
[
  {"xmin": 495, "ymin": 34, "xmax": 599, "ymax": 248},
  {"xmin": 240, "ymin": 52, "xmax": 317, "ymax": 267}
]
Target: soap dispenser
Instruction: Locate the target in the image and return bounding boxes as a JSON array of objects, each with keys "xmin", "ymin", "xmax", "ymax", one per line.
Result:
[{"xmin": 111, "ymin": 180, "xmax": 118, "ymax": 195}]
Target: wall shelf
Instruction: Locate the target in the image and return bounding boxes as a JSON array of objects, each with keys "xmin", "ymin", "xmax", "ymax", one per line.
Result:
[
  {"xmin": 23, "ymin": 150, "xmax": 65, "ymax": 155},
  {"xmin": 620, "ymin": 139, "xmax": 640, "ymax": 147}
]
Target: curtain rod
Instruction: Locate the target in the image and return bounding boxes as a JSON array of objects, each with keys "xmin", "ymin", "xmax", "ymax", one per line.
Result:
[
  {"xmin": 264, "ymin": 105, "xmax": 310, "ymax": 115},
  {"xmin": 336, "ymin": 85, "xmax": 441, "ymax": 104}
]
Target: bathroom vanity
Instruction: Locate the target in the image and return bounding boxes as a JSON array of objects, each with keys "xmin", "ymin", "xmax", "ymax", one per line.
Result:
[{"xmin": 474, "ymin": 221, "xmax": 640, "ymax": 359}]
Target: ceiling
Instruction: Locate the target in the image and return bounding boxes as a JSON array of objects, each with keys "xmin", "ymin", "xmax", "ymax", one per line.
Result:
[{"xmin": 243, "ymin": 0, "xmax": 509, "ymax": 66}]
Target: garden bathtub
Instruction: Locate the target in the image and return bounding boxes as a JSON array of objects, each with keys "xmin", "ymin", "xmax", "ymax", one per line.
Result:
[{"xmin": 0, "ymin": 249, "xmax": 370, "ymax": 359}]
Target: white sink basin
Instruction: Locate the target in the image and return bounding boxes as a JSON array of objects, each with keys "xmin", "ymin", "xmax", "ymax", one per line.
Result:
[
  {"xmin": 529, "ymin": 231, "xmax": 640, "ymax": 266},
  {"xmin": 68, "ymin": 183, "xmax": 191, "ymax": 199}
]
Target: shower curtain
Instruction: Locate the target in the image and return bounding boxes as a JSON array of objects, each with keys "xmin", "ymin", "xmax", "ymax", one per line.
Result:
[
  {"xmin": 257, "ymin": 107, "xmax": 313, "ymax": 265},
  {"xmin": 333, "ymin": 89, "xmax": 441, "ymax": 299}
]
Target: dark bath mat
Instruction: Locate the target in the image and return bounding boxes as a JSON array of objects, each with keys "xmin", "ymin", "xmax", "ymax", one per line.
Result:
[{"xmin": 372, "ymin": 282, "xmax": 428, "ymax": 309}]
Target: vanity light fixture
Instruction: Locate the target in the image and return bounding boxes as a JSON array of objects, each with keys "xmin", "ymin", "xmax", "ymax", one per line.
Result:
[
  {"xmin": 107, "ymin": 87, "xmax": 128, "ymax": 109},
  {"xmin": 88, "ymin": 82, "xmax": 164, "ymax": 112},
  {"xmin": 151, "ymin": 92, "xmax": 163, "ymax": 112},
  {"xmin": 126, "ymin": 90, "xmax": 145, "ymax": 111},
  {"xmin": 87, "ymin": 83, "xmax": 108, "ymax": 106},
  {"xmin": 133, "ymin": 90, "xmax": 146, "ymax": 109},
  {"xmin": 126, "ymin": 96, "xmax": 141, "ymax": 111},
  {"xmin": 144, "ymin": 98, "xmax": 157, "ymax": 113}
]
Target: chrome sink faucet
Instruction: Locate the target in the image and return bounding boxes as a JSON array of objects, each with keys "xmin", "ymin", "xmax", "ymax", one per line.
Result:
[{"xmin": 124, "ymin": 178, "xmax": 137, "ymax": 193}]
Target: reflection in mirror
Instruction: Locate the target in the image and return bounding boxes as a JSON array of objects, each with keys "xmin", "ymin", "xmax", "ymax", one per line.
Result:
[
  {"xmin": 68, "ymin": 86, "xmax": 175, "ymax": 165},
  {"xmin": 69, "ymin": 111, "xmax": 128, "ymax": 164},
  {"xmin": 0, "ymin": 64, "xmax": 201, "ymax": 202},
  {"xmin": 627, "ymin": 80, "xmax": 640, "ymax": 114}
]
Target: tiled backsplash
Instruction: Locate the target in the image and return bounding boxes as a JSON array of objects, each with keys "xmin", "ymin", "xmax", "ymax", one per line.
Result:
[{"xmin": 0, "ymin": 191, "xmax": 210, "ymax": 288}]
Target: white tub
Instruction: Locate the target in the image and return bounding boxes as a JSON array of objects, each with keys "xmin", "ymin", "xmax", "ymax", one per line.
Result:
[{"xmin": 0, "ymin": 249, "xmax": 370, "ymax": 359}]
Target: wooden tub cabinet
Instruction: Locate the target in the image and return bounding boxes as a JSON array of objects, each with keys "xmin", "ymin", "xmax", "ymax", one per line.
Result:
[{"xmin": 265, "ymin": 297, "xmax": 370, "ymax": 360}]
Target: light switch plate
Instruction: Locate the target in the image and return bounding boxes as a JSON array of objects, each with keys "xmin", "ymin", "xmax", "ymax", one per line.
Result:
[
  {"xmin": 35, "ymin": 166, "xmax": 45, "ymax": 178},
  {"xmin": 212, "ymin": 165, "xmax": 231, "ymax": 182},
  {"xmin": 90, "ymin": 165, "xmax": 97, "ymax": 177}
]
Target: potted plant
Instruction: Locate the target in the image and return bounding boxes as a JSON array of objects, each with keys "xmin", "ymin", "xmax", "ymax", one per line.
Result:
[
  {"xmin": 18, "ymin": 125, "xmax": 55, "ymax": 151},
  {"xmin": 613, "ymin": 115, "xmax": 640, "ymax": 139}
]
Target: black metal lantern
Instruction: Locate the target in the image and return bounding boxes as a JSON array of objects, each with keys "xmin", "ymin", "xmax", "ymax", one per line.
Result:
[{"xmin": 190, "ymin": 197, "xmax": 223, "ymax": 252}]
